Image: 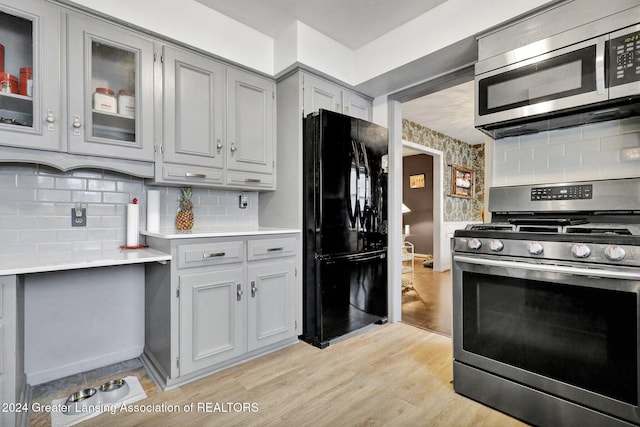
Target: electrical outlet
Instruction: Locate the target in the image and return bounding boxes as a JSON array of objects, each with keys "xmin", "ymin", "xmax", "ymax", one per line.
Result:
[
  {"xmin": 71, "ymin": 207, "xmax": 86, "ymax": 227},
  {"xmin": 239, "ymin": 194, "xmax": 248, "ymax": 209}
]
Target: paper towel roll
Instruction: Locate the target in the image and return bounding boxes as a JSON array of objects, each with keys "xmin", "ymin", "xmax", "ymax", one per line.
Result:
[
  {"xmin": 127, "ymin": 203, "xmax": 139, "ymax": 246},
  {"xmin": 147, "ymin": 190, "xmax": 160, "ymax": 233}
]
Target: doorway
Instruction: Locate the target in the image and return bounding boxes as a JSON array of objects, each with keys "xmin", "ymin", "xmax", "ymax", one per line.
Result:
[{"xmin": 400, "ymin": 141, "xmax": 452, "ymax": 336}]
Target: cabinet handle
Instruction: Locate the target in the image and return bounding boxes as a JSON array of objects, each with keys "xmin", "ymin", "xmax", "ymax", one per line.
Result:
[
  {"xmin": 203, "ymin": 252, "xmax": 225, "ymax": 258},
  {"xmin": 237, "ymin": 284, "xmax": 243, "ymax": 301},
  {"xmin": 72, "ymin": 116, "xmax": 82, "ymax": 129},
  {"xmin": 245, "ymin": 178, "xmax": 261, "ymax": 183},
  {"xmin": 230, "ymin": 143, "xmax": 236, "ymax": 154},
  {"xmin": 216, "ymin": 139, "xmax": 223, "ymax": 152},
  {"xmin": 267, "ymin": 247, "xmax": 283, "ymax": 252},
  {"xmin": 251, "ymin": 281, "xmax": 257, "ymax": 297},
  {"xmin": 185, "ymin": 172, "xmax": 206, "ymax": 178},
  {"xmin": 46, "ymin": 111, "xmax": 56, "ymax": 123}
]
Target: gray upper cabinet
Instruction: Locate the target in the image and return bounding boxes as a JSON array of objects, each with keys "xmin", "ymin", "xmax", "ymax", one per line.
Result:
[
  {"xmin": 158, "ymin": 46, "xmax": 225, "ymax": 186},
  {"xmin": 226, "ymin": 67, "xmax": 275, "ymax": 189},
  {"xmin": 0, "ymin": 0, "xmax": 62, "ymax": 152},
  {"xmin": 66, "ymin": 12, "xmax": 155, "ymax": 162},
  {"xmin": 302, "ymin": 72, "xmax": 372, "ymax": 121},
  {"xmin": 302, "ymin": 73, "xmax": 342, "ymax": 115},
  {"xmin": 343, "ymin": 90, "xmax": 372, "ymax": 121}
]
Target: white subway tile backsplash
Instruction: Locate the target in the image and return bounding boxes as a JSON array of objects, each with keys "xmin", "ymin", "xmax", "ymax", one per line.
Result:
[
  {"xmin": 564, "ymin": 138, "xmax": 599, "ymax": 155},
  {"xmin": 54, "ymin": 177, "xmax": 86, "ymax": 190},
  {"xmin": 582, "ymin": 150, "xmax": 619, "ymax": 167},
  {"xmin": 533, "ymin": 144, "xmax": 564, "ymax": 159},
  {"xmin": 548, "ymin": 127, "xmax": 582, "ymax": 144},
  {"xmin": 505, "ymin": 147, "xmax": 533, "ymax": 163},
  {"xmin": 519, "ymin": 132, "xmax": 549, "ymax": 147},
  {"xmin": 72, "ymin": 191, "xmax": 102, "ymax": 203},
  {"xmin": 0, "ymin": 164, "xmax": 259, "ymax": 255},
  {"xmin": 37, "ymin": 189, "xmax": 71, "ymax": 202},
  {"xmin": 600, "ymin": 133, "xmax": 639, "ymax": 151},
  {"xmin": 620, "ymin": 116, "xmax": 640, "ymax": 133},
  {"xmin": 87, "ymin": 179, "xmax": 117, "ymax": 192},
  {"xmin": 581, "ymin": 120, "xmax": 620, "ymax": 139},
  {"xmin": 493, "ymin": 118, "xmax": 640, "ymax": 186}
]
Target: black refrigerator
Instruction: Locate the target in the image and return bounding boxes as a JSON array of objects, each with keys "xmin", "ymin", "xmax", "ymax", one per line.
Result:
[{"xmin": 302, "ymin": 109, "xmax": 388, "ymax": 349}]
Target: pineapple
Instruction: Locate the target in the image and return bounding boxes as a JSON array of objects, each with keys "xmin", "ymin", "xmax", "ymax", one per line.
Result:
[{"xmin": 176, "ymin": 188, "xmax": 194, "ymax": 231}]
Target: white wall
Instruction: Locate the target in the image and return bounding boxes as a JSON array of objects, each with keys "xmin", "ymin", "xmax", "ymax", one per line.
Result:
[
  {"xmin": 493, "ymin": 117, "xmax": 640, "ymax": 186},
  {"xmin": 25, "ymin": 265, "xmax": 144, "ymax": 384},
  {"xmin": 67, "ymin": 0, "xmax": 274, "ymax": 74},
  {"xmin": 68, "ymin": 0, "xmax": 555, "ymax": 87}
]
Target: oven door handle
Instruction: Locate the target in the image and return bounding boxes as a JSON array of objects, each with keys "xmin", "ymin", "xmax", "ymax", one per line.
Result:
[{"xmin": 454, "ymin": 255, "xmax": 640, "ymax": 280}]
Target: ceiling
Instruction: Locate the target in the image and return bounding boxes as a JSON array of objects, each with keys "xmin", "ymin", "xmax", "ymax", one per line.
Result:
[
  {"xmin": 194, "ymin": 0, "xmax": 447, "ymax": 50},
  {"xmin": 195, "ymin": 0, "xmax": 482, "ymax": 145}
]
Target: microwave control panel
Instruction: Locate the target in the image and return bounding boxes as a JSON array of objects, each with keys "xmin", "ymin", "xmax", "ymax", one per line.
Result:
[{"xmin": 610, "ymin": 30, "xmax": 640, "ymax": 87}]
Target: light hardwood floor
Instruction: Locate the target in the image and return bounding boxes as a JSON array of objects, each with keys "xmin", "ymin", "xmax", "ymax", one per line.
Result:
[
  {"xmin": 402, "ymin": 256, "xmax": 453, "ymax": 337},
  {"xmin": 70, "ymin": 323, "xmax": 527, "ymax": 426}
]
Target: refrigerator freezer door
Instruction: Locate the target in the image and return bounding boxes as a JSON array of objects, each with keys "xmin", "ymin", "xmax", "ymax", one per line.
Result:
[{"xmin": 304, "ymin": 250, "xmax": 387, "ymax": 347}]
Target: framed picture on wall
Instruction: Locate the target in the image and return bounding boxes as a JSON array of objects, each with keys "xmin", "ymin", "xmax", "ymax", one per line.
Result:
[
  {"xmin": 450, "ymin": 164, "xmax": 474, "ymax": 199},
  {"xmin": 409, "ymin": 174, "xmax": 425, "ymax": 188}
]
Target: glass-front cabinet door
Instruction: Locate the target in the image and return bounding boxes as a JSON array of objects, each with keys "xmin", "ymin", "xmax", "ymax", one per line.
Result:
[
  {"xmin": 0, "ymin": 0, "xmax": 62, "ymax": 151},
  {"xmin": 67, "ymin": 13, "xmax": 154, "ymax": 161}
]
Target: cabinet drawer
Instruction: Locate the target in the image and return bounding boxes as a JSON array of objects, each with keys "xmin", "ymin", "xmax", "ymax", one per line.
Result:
[
  {"xmin": 163, "ymin": 164, "xmax": 224, "ymax": 186},
  {"xmin": 247, "ymin": 237, "xmax": 296, "ymax": 261},
  {"xmin": 226, "ymin": 170, "xmax": 274, "ymax": 190},
  {"xmin": 177, "ymin": 241, "xmax": 244, "ymax": 269}
]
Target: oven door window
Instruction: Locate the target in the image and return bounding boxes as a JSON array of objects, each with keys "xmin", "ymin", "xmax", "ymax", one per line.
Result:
[
  {"xmin": 478, "ymin": 45, "xmax": 596, "ymax": 116},
  {"xmin": 462, "ymin": 271, "xmax": 638, "ymax": 405}
]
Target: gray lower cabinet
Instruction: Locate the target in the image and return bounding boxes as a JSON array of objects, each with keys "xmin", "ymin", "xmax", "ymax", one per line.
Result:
[
  {"xmin": 0, "ymin": 275, "xmax": 26, "ymax": 427},
  {"xmin": 144, "ymin": 234, "xmax": 298, "ymax": 388},
  {"xmin": 247, "ymin": 258, "xmax": 296, "ymax": 351},
  {"xmin": 179, "ymin": 266, "xmax": 245, "ymax": 375}
]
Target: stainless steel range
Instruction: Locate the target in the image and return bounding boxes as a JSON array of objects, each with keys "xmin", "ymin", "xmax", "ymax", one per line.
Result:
[{"xmin": 452, "ymin": 178, "xmax": 640, "ymax": 427}]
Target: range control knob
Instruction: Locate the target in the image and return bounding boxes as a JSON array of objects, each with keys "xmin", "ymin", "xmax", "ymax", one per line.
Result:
[
  {"xmin": 604, "ymin": 245, "xmax": 626, "ymax": 261},
  {"xmin": 571, "ymin": 244, "xmax": 591, "ymax": 258},
  {"xmin": 489, "ymin": 239, "xmax": 504, "ymax": 252},
  {"xmin": 467, "ymin": 238, "xmax": 482, "ymax": 250},
  {"xmin": 527, "ymin": 241, "xmax": 544, "ymax": 255}
]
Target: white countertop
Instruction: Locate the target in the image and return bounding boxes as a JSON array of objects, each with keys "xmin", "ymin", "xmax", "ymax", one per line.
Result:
[
  {"xmin": 142, "ymin": 226, "xmax": 301, "ymax": 239},
  {"xmin": 0, "ymin": 247, "xmax": 171, "ymax": 276}
]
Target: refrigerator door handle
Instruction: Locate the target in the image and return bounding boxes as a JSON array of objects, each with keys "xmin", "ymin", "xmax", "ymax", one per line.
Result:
[{"xmin": 320, "ymin": 250, "xmax": 387, "ymax": 264}]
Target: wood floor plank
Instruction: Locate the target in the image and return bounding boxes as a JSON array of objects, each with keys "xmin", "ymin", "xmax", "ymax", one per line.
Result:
[{"xmin": 78, "ymin": 323, "xmax": 527, "ymax": 426}]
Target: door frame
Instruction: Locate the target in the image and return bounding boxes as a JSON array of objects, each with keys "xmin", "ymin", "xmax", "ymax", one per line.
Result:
[{"xmin": 401, "ymin": 140, "xmax": 444, "ymax": 271}]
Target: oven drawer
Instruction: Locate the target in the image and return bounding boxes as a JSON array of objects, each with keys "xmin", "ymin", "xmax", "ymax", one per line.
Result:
[{"xmin": 177, "ymin": 241, "xmax": 244, "ymax": 269}]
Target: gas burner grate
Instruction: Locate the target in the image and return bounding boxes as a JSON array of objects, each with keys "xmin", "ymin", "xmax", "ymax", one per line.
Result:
[
  {"xmin": 467, "ymin": 224, "xmax": 515, "ymax": 231},
  {"xmin": 565, "ymin": 227, "xmax": 633, "ymax": 235}
]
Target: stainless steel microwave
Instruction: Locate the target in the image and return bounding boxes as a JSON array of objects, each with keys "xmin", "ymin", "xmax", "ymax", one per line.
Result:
[{"xmin": 475, "ymin": 13, "xmax": 640, "ymax": 139}]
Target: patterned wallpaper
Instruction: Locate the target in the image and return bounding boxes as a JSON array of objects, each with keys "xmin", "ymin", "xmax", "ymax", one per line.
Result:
[{"xmin": 403, "ymin": 119, "xmax": 484, "ymax": 222}]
